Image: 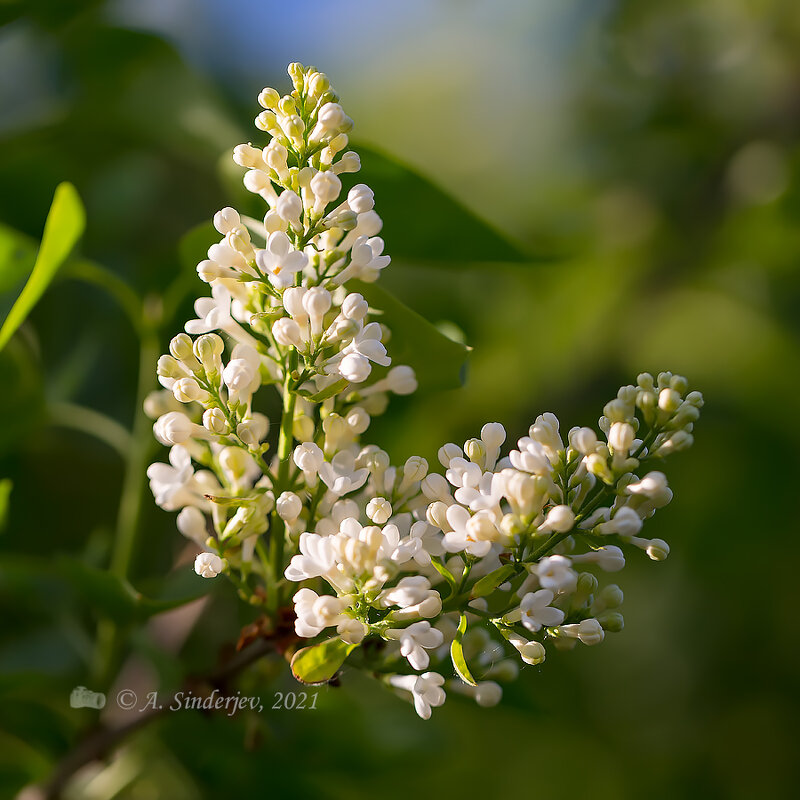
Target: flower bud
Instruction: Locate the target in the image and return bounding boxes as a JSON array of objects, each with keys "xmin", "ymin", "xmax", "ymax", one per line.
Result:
[
  {"xmin": 258, "ymin": 87, "xmax": 280, "ymax": 109},
  {"xmin": 169, "ymin": 333, "xmax": 195, "ymax": 363},
  {"xmin": 541, "ymin": 505, "xmax": 575, "ymax": 533},
  {"xmin": 293, "ymin": 442, "xmax": 324, "ymax": 473},
  {"xmin": 273, "ymin": 317, "xmax": 303, "ymax": 348},
  {"xmin": 658, "ymin": 387, "xmax": 681, "ymax": 412},
  {"xmin": 154, "ymin": 412, "xmax": 195, "ymax": 445},
  {"xmin": 366, "ymin": 497, "xmax": 392, "ymax": 524},
  {"xmin": 218, "ymin": 446, "xmax": 252, "ymax": 481},
  {"xmin": 193, "ymin": 333, "xmax": 224, "ymax": 367},
  {"xmin": 347, "ymin": 184, "xmax": 374, "ymax": 214},
  {"xmin": 339, "ymin": 353, "xmax": 371, "ymax": 383},
  {"xmin": 341, "ymin": 292, "xmax": 368, "ymax": 320},
  {"xmin": 333, "ymin": 151, "xmax": 361, "ymax": 174},
  {"xmin": 346, "ymin": 406, "xmax": 370, "ymax": 434},
  {"xmin": 177, "ymin": 507, "xmax": 208, "ymax": 546},
  {"xmin": 237, "ymin": 415, "xmax": 269, "ymax": 446},
  {"xmin": 293, "ymin": 413, "xmax": 315, "ymax": 442},
  {"xmin": 608, "ymin": 421, "xmax": 635, "ymax": 453},
  {"xmin": 277, "ymin": 491, "xmax": 303, "ymax": 522},
  {"xmin": 194, "ymin": 552, "xmax": 224, "ymax": 578},
  {"xmin": 175, "ymin": 377, "xmax": 208, "ymax": 404},
  {"xmin": 570, "ymin": 426, "xmax": 598, "ymax": 455},
  {"xmin": 203, "ymin": 407, "xmax": 230, "ymax": 435},
  {"xmin": 597, "ymin": 611, "xmax": 624, "ymax": 632}
]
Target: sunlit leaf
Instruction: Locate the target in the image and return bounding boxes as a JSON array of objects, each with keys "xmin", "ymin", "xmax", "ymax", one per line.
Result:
[
  {"xmin": 0, "ymin": 480, "xmax": 11, "ymax": 533},
  {"xmin": 0, "ymin": 183, "xmax": 85, "ymax": 352},
  {"xmin": 470, "ymin": 564, "xmax": 516, "ymax": 599},
  {"xmin": 290, "ymin": 638, "xmax": 357, "ymax": 685},
  {"xmin": 450, "ymin": 612, "xmax": 477, "ymax": 686}
]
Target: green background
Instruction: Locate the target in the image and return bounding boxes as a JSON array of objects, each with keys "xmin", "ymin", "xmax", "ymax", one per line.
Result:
[{"xmin": 1, "ymin": 1, "xmax": 798, "ymax": 798}]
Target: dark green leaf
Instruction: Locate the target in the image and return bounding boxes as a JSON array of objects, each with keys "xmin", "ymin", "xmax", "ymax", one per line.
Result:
[
  {"xmin": 290, "ymin": 637, "xmax": 357, "ymax": 685},
  {"xmin": 470, "ymin": 564, "xmax": 517, "ymax": 599},
  {"xmin": 450, "ymin": 612, "xmax": 477, "ymax": 686},
  {"xmin": 57, "ymin": 558, "xmax": 204, "ymax": 625},
  {"xmin": 352, "ymin": 144, "xmax": 532, "ymax": 263},
  {"xmin": 353, "ymin": 279, "xmax": 470, "ymax": 392},
  {"xmin": 0, "ymin": 183, "xmax": 85, "ymax": 351}
]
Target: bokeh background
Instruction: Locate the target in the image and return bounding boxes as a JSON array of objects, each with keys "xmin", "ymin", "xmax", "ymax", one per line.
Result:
[{"xmin": 1, "ymin": 0, "xmax": 799, "ymax": 798}]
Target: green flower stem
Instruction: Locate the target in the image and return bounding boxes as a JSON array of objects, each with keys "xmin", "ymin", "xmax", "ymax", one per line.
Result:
[{"xmin": 267, "ymin": 358, "xmax": 297, "ymax": 611}]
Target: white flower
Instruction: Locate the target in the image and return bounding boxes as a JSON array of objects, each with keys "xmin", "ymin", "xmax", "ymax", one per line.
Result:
[
  {"xmin": 292, "ymin": 587, "xmax": 348, "ymax": 638},
  {"xmin": 388, "ymin": 672, "xmax": 446, "ymax": 720},
  {"xmin": 255, "ymin": 231, "xmax": 308, "ymax": 289},
  {"xmin": 441, "ymin": 504, "xmax": 494, "ymax": 558},
  {"xmin": 147, "ymin": 446, "xmax": 197, "ymax": 510},
  {"xmin": 392, "ymin": 520, "xmax": 443, "ymax": 566},
  {"xmin": 337, "ymin": 616, "xmax": 368, "ymax": 644},
  {"xmin": 194, "ymin": 552, "xmax": 224, "ymax": 578},
  {"xmin": 509, "ymin": 436, "xmax": 551, "ymax": 474},
  {"xmin": 378, "ymin": 576, "xmax": 442, "ymax": 620},
  {"xmin": 558, "ymin": 618, "xmax": 605, "ymax": 645},
  {"xmin": 534, "ymin": 555, "xmax": 577, "ymax": 593},
  {"xmin": 318, "ymin": 451, "xmax": 369, "ymax": 496},
  {"xmin": 386, "ymin": 621, "xmax": 444, "ymax": 670},
  {"xmin": 284, "ymin": 532, "xmax": 336, "ymax": 581},
  {"xmin": 519, "ymin": 589, "xmax": 565, "ymax": 632},
  {"xmin": 340, "ymin": 322, "xmax": 391, "ymax": 368},
  {"xmin": 185, "ymin": 284, "xmax": 245, "ymax": 338}
]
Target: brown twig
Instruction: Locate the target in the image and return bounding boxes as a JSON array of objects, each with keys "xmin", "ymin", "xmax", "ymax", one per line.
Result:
[{"xmin": 39, "ymin": 637, "xmax": 277, "ymax": 800}]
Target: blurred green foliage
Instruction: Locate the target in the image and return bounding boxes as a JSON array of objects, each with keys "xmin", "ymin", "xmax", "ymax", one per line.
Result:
[{"xmin": 1, "ymin": 1, "xmax": 799, "ymax": 799}]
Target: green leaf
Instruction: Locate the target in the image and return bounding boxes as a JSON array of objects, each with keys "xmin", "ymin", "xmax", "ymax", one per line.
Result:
[
  {"xmin": 57, "ymin": 558, "xmax": 204, "ymax": 625},
  {"xmin": 308, "ymin": 378, "xmax": 349, "ymax": 403},
  {"xmin": 0, "ymin": 183, "xmax": 86, "ymax": 352},
  {"xmin": 430, "ymin": 558, "xmax": 459, "ymax": 595},
  {"xmin": 470, "ymin": 564, "xmax": 517, "ymax": 599},
  {"xmin": 290, "ymin": 637, "xmax": 357, "ymax": 685},
  {"xmin": 353, "ymin": 144, "xmax": 531, "ymax": 263},
  {"xmin": 352, "ymin": 279, "xmax": 470, "ymax": 392},
  {"xmin": 450, "ymin": 613, "xmax": 477, "ymax": 686},
  {"xmin": 0, "ymin": 479, "xmax": 11, "ymax": 532}
]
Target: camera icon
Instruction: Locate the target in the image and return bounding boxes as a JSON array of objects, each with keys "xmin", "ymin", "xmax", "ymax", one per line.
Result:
[{"xmin": 70, "ymin": 686, "xmax": 107, "ymax": 710}]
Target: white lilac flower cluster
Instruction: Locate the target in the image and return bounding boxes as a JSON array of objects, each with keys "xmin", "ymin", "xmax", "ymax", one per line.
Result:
[{"xmin": 146, "ymin": 64, "xmax": 703, "ymax": 720}]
